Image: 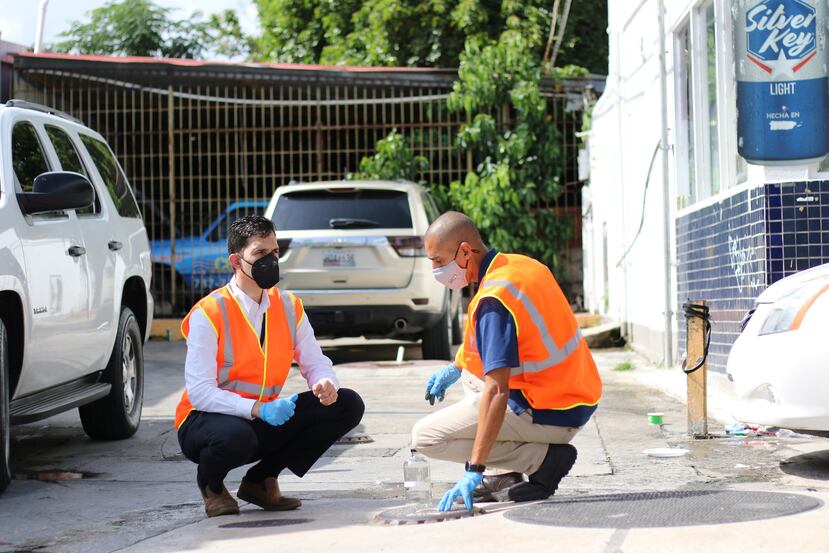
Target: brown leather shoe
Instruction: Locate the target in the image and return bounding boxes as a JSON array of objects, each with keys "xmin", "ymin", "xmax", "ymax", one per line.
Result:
[
  {"xmin": 201, "ymin": 485, "xmax": 240, "ymax": 517},
  {"xmin": 237, "ymin": 477, "xmax": 302, "ymax": 511}
]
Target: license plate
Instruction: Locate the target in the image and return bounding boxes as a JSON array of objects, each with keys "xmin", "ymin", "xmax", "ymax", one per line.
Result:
[{"xmin": 322, "ymin": 249, "xmax": 355, "ymax": 267}]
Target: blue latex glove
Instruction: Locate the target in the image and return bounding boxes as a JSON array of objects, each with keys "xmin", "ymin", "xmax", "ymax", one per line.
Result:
[
  {"xmin": 259, "ymin": 394, "xmax": 298, "ymax": 426},
  {"xmin": 425, "ymin": 363, "xmax": 461, "ymax": 405},
  {"xmin": 438, "ymin": 471, "xmax": 483, "ymax": 512}
]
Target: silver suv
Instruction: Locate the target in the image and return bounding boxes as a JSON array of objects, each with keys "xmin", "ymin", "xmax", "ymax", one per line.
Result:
[{"xmin": 264, "ymin": 180, "xmax": 461, "ymax": 359}]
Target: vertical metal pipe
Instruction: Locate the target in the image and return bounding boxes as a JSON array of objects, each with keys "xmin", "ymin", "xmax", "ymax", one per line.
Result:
[
  {"xmin": 658, "ymin": 0, "xmax": 674, "ymax": 367},
  {"xmin": 167, "ymin": 86, "xmax": 177, "ymax": 309},
  {"xmin": 316, "ymin": 83, "xmax": 323, "ymax": 178}
]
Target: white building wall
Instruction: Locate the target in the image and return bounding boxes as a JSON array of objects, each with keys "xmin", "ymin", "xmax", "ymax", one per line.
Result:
[
  {"xmin": 585, "ymin": 0, "xmax": 825, "ymax": 365},
  {"xmin": 585, "ymin": 0, "xmax": 684, "ymax": 363}
]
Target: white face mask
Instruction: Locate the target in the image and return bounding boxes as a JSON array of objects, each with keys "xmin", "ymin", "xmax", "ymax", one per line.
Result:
[{"xmin": 432, "ymin": 260, "xmax": 469, "ymax": 290}]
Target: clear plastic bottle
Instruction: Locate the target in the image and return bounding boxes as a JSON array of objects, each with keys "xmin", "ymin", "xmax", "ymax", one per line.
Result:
[{"xmin": 403, "ymin": 448, "xmax": 432, "ymax": 504}]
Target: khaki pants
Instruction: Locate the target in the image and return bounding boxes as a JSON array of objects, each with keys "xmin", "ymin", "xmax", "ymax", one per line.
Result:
[{"xmin": 411, "ymin": 370, "xmax": 581, "ymax": 475}]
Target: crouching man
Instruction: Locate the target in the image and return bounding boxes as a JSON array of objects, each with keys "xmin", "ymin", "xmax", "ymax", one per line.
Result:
[
  {"xmin": 175, "ymin": 215, "xmax": 365, "ymax": 517},
  {"xmin": 411, "ymin": 212, "xmax": 601, "ymax": 511}
]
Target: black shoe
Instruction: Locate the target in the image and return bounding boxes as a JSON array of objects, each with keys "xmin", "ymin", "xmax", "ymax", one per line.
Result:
[{"xmin": 507, "ymin": 444, "xmax": 577, "ymax": 502}]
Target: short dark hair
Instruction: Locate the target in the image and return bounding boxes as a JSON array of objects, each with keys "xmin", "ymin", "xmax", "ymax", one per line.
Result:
[{"xmin": 227, "ymin": 215, "xmax": 275, "ymax": 255}]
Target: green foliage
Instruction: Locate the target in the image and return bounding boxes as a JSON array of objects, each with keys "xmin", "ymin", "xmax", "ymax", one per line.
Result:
[
  {"xmin": 54, "ymin": 0, "xmax": 253, "ymax": 59},
  {"xmin": 442, "ymin": 31, "xmax": 571, "ymax": 274},
  {"xmin": 613, "ymin": 361, "xmax": 636, "ymax": 372},
  {"xmin": 580, "ymin": 98, "xmax": 597, "ymax": 145},
  {"xmin": 254, "ymin": 0, "xmax": 607, "ymax": 72},
  {"xmin": 549, "ymin": 64, "xmax": 591, "ymax": 79},
  {"xmin": 347, "ymin": 131, "xmax": 429, "ymax": 182}
]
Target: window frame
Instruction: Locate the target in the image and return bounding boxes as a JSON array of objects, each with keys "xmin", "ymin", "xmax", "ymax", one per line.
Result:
[
  {"xmin": 43, "ymin": 124, "xmax": 102, "ymax": 218},
  {"xmin": 77, "ymin": 132, "xmax": 142, "ymax": 220},
  {"xmin": 690, "ymin": 1, "xmax": 719, "ymax": 201},
  {"xmin": 11, "ymin": 120, "xmax": 52, "ymax": 194},
  {"xmin": 673, "ymin": 17, "xmax": 694, "ymax": 209},
  {"xmin": 675, "ymin": 0, "xmax": 744, "ymax": 209}
]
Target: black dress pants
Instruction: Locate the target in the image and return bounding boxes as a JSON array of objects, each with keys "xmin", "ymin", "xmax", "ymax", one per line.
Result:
[{"xmin": 178, "ymin": 388, "xmax": 364, "ymax": 493}]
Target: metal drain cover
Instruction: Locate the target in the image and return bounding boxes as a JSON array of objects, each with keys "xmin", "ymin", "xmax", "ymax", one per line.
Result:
[
  {"xmin": 336, "ymin": 434, "xmax": 374, "ymax": 444},
  {"xmin": 372, "ymin": 504, "xmax": 485, "ymax": 525},
  {"xmin": 504, "ymin": 490, "xmax": 822, "ymax": 528}
]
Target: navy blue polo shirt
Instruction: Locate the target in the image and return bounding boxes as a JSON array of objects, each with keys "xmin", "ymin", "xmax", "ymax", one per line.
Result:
[{"xmin": 475, "ymin": 249, "xmax": 596, "ymax": 427}]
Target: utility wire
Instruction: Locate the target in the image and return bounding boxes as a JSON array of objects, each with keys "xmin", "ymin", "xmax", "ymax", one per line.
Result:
[{"xmin": 615, "ymin": 141, "xmax": 660, "ymax": 268}]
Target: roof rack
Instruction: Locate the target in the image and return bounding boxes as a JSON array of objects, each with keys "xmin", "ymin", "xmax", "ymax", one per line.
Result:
[{"xmin": 4, "ymin": 99, "xmax": 83, "ymax": 125}]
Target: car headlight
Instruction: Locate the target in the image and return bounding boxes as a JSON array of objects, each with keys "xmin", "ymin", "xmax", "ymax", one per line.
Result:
[{"xmin": 758, "ymin": 281, "xmax": 829, "ymax": 335}]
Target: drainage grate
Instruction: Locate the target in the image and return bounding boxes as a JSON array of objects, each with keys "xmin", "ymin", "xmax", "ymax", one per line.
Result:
[
  {"xmin": 371, "ymin": 504, "xmax": 485, "ymax": 525},
  {"xmin": 503, "ymin": 490, "xmax": 822, "ymax": 528},
  {"xmin": 336, "ymin": 434, "xmax": 374, "ymax": 444},
  {"xmin": 219, "ymin": 518, "xmax": 313, "ymax": 529},
  {"xmin": 13, "ymin": 470, "xmax": 92, "ymax": 481}
]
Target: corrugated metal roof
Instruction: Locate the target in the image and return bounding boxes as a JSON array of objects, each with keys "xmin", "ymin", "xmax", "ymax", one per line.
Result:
[
  {"xmin": 13, "ymin": 52, "xmax": 605, "ymax": 92},
  {"xmin": 15, "ymin": 51, "xmax": 451, "ymax": 73}
]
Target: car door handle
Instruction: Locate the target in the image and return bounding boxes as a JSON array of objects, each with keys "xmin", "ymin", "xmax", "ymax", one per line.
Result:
[
  {"xmin": 67, "ymin": 245, "xmax": 86, "ymax": 257},
  {"xmin": 108, "ymin": 241, "xmax": 123, "ymax": 251}
]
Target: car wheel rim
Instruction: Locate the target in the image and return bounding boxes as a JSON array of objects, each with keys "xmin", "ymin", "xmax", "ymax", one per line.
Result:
[{"xmin": 122, "ymin": 333, "xmax": 137, "ymax": 413}]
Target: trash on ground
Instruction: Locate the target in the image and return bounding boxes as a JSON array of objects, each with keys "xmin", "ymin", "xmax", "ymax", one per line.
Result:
[
  {"xmin": 725, "ymin": 422, "xmax": 749, "ymax": 436},
  {"xmin": 644, "ymin": 447, "xmax": 689, "ymax": 458},
  {"xmin": 647, "ymin": 412, "xmax": 664, "ymax": 425}
]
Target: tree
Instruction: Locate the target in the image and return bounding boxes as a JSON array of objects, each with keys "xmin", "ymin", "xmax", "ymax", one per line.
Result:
[
  {"xmin": 254, "ymin": 0, "xmax": 607, "ymax": 73},
  {"xmin": 436, "ymin": 29, "xmax": 572, "ymax": 274},
  {"xmin": 55, "ymin": 0, "xmax": 253, "ymax": 59},
  {"xmin": 347, "ymin": 131, "xmax": 429, "ymax": 182}
]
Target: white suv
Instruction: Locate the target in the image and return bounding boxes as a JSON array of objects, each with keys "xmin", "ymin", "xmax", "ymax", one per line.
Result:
[
  {"xmin": 0, "ymin": 100, "xmax": 153, "ymax": 494},
  {"xmin": 264, "ymin": 180, "xmax": 461, "ymax": 359}
]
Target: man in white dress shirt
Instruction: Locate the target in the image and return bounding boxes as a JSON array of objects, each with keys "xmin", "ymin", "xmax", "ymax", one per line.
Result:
[{"xmin": 174, "ymin": 215, "xmax": 364, "ymax": 517}]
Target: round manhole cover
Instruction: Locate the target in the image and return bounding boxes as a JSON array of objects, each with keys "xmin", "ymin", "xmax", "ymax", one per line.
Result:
[
  {"xmin": 503, "ymin": 490, "xmax": 822, "ymax": 528},
  {"xmin": 371, "ymin": 504, "xmax": 485, "ymax": 525}
]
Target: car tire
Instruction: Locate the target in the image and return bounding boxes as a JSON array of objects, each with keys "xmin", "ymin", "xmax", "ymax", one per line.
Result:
[
  {"xmin": 0, "ymin": 318, "xmax": 11, "ymax": 494},
  {"xmin": 451, "ymin": 298, "xmax": 463, "ymax": 345},
  {"xmin": 79, "ymin": 307, "xmax": 144, "ymax": 440},
  {"xmin": 422, "ymin": 307, "xmax": 452, "ymax": 360}
]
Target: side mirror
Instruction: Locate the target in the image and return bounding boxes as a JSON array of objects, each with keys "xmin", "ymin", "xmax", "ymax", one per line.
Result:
[{"xmin": 16, "ymin": 172, "xmax": 95, "ymax": 215}]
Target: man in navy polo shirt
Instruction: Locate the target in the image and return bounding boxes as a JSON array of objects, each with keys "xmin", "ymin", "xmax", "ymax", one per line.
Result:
[{"xmin": 412, "ymin": 211, "xmax": 601, "ymax": 511}]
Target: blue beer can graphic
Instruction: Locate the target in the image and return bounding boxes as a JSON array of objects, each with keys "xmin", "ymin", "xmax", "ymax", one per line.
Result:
[{"xmin": 736, "ymin": 0, "xmax": 829, "ymax": 165}]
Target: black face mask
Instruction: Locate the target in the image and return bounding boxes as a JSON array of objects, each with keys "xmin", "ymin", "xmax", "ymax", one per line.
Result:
[{"xmin": 241, "ymin": 253, "xmax": 280, "ymax": 289}]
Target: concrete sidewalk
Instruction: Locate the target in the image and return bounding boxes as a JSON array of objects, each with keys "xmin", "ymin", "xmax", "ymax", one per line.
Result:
[{"xmin": 118, "ymin": 345, "xmax": 829, "ymax": 553}]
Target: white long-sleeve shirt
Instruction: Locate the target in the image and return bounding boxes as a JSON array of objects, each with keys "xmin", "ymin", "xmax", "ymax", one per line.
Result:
[{"xmin": 184, "ymin": 276, "xmax": 339, "ymax": 419}]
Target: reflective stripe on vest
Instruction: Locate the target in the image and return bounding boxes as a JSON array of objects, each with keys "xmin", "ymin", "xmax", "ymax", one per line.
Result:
[
  {"xmin": 175, "ymin": 286, "xmax": 301, "ymax": 429},
  {"xmin": 456, "ymin": 252, "xmax": 601, "ymax": 412},
  {"xmin": 478, "ymin": 280, "xmax": 584, "ymax": 377},
  {"xmin": 210, "ymin": 288, "xmax": 297, "ymax": 398},
  {"xmin": 280, "ymin": 291, "xmax": 298, "ymax": 347}
]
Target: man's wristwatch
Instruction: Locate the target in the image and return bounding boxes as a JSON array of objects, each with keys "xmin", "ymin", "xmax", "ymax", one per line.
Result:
[{"xmin": 465, "ymin": 461, "xmax": 486, "ymax": 474}]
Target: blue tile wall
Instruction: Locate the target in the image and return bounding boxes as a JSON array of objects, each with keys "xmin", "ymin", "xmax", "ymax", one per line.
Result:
[{"xmin": 676, "ymin": 180, "xmax": 829, "ymax": 373}]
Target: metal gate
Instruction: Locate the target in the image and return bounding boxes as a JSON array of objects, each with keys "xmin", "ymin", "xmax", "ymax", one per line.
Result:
[{"xmin": 12, "ymin": 54, "xmax": 594, "ymax": 315}]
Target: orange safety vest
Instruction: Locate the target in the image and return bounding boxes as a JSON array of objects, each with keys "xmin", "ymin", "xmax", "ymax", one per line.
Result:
[
  {"xmin": 455, "ymin": 253, "xmax": 602, "ymax": 411},
  {"xmin": 174, "ymin": 285, "xmax": 304, "ymax": 429}
]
